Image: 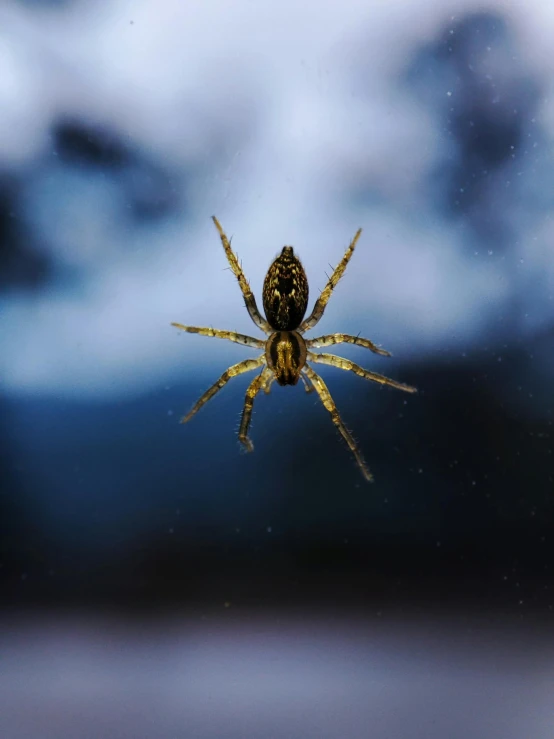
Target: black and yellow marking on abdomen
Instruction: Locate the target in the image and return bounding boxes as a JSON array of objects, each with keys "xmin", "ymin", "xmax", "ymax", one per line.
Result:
[{"xmin": 262, "ymin": 246, "xmax": 309, "ymax": 331}]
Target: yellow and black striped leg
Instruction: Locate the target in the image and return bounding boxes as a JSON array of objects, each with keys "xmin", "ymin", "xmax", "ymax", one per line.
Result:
[
  {"xmin": 171, "ymin": 323, "xmax": 264, "ymax": 350},
  {"xmin": 306, "ymin": 332, "xmax": 390, "ymax": 357},
  {"xmin": 307, "ymin": 352, "xmax": 417, "ymax": 394},
  {"xmin": 304, "ymin": 364, "xmax": 373, "ymax": 482},
  {"xmin": 299, "ymin": 228, "xmax": 362, "ymax": 333},
  {"xmin": 263, "ymin": 374, "xmax": 275, "ymax": 395},
  {"xmin": 238, "ymin": 367, "xmax": 273, "ymax": 451},
  {"xmin": 180, "ymin": 355, "xmax": 266, "ymax": 424},
  {"xmin": 212, "ymin": 216, "xmax": 272, "ymax": 334}
]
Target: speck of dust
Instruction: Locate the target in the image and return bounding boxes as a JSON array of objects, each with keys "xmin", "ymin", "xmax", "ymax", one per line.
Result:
[{"xmin": 266, "ymin": 526, "xmax": 272, "ymax": 533}]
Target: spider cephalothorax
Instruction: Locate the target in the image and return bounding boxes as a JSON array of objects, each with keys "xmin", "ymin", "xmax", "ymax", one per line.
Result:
[
  {"xmin": 265, "ymin": 330, "xmax": 307, "ymax": 386},
  {"xmin": 172, "ymin": 216, "xmax": 416, "ymax": 481}
]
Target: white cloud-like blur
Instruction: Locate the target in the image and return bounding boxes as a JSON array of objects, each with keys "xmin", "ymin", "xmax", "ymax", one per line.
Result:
[{"xmin": 1, "ymin": 0, "xmax": 554, "ymax": 399}]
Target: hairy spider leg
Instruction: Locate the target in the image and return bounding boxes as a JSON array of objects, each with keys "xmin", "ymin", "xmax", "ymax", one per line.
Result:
[
  {"xmin": 263, "ymin": 374, "xmax": 275, "ymax": 394},
  {"xmin": 306, "ymin": 332, "xmax": 391, "ymax": 357},
  {"xmin": 298, "ymin": 228, "xmax": 362, "ymax": 334},
  {"xmin": 212, "ymin": 216, "xmax": 272, "ymax": 334},
  {"xmin": 238, "ymin": 367, "xmax": 273, "ymax": 451},
  {"xmin": 307, "ymin": 352, "xmax": 417, "ymax": 393},
  {"xmin": 171, "ymin": 323, "xmax": 264, "ymax": 350},
  {"xmin": 303, "ymin": 364, "xmax": 373, "ymax": 482},
  {"xmin": 180, "ymin": 355, "xmax": 266, "ymax": 424}
]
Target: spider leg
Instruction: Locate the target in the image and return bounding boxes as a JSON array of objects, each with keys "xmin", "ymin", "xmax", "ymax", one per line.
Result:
[
  {"xmin": 298, "ymin": 228, "xmax": 362, "ymax": 334},
  {"xmin": 307, "ymin": 352, "xmax": 417, "ymax": 393},
  {"xmin": 212, "ymin": 216, "xmax": 272, "ymax": 334},
  {"xmin": 238, "ymin": 367, "xmax": 272, "ymax": 452},
  {"xmin": 263, "ymin": 374, "xmax": 275, "ymax": 394},
  {"xmin": 180, "ymin": 355, "xmax": 266, "ymax": 424},
  {"xmin": 300, "ymin": 370, "xmax": 315, "ymax": 393},
  {"xmin": 171, "ymin": 323, "xmax": 264, "ymax": 349},
  {"xmin": 304, "ymin": 364, "xmax": 373, "ymax": 482},
  {"xmin": 306, "ymin": 333, "xmax": 391, "ymax": 357}
]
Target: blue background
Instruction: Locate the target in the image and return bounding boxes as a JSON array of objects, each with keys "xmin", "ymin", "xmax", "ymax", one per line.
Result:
[{"xmin": 1, "ymin": 2, "xmax": 553, "ymax": 737}]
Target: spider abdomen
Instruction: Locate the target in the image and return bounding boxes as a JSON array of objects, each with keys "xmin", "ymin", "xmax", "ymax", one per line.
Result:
[
  {"xmin": 262, "ymin": 246, "xmax": 309, "ymax": 331},
  {"xmin": 265, "ymin": 330, "xmax": 307, "ymax": 386}
]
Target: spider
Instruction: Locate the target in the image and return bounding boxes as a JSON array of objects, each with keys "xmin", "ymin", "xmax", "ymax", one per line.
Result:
[{"xmin": 172, "ymin": 216, "xmax": 416, "ymax": 482}]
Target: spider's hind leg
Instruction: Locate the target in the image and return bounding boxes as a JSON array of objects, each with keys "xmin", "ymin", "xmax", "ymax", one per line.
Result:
[
  {"xmin": 307, "ymin": 352, "xmax": 417, "ymax": 393},
  {"xmin": 239, "ymin": 367, "xmax": 273, "ymax": 452},
  {"xmin": 263, "ymin": 374, "xmax": 275, "ymax": 395},
  {"xmin": 180, "ymin": 355, "xmax": 265, "ymax": 424},
  {"xmin": 303, "ymin": 364, "xmax": 373, "ymax": 482}
]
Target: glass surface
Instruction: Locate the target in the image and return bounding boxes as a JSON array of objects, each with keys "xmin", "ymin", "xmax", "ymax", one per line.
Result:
[{"xmin": 1, "ymin": 2, "xmax": 552, "ymax": 736}]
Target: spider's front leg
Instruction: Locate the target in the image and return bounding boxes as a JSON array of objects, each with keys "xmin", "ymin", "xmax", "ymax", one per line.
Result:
[{"xmin": 239, "ymin": 367, "xmax": 273, "ymax": 452}]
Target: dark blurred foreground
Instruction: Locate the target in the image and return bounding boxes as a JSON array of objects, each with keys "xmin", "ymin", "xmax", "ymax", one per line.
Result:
[
  {"xmin": 2, "ymin": 339, "xmax": 554, "ymax": 738},
  {"xmin": 1, "ymin": 608, "xmax": 553, "ymax": 739},
  {"xmin": 2, "ymin": 331, "xmax": 553, "ymax": 607}
]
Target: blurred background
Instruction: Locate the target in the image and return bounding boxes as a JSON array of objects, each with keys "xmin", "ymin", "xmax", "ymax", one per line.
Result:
[{"xmin": 1, "ymin": 0, "xmax": 553, "ymax": 736}]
